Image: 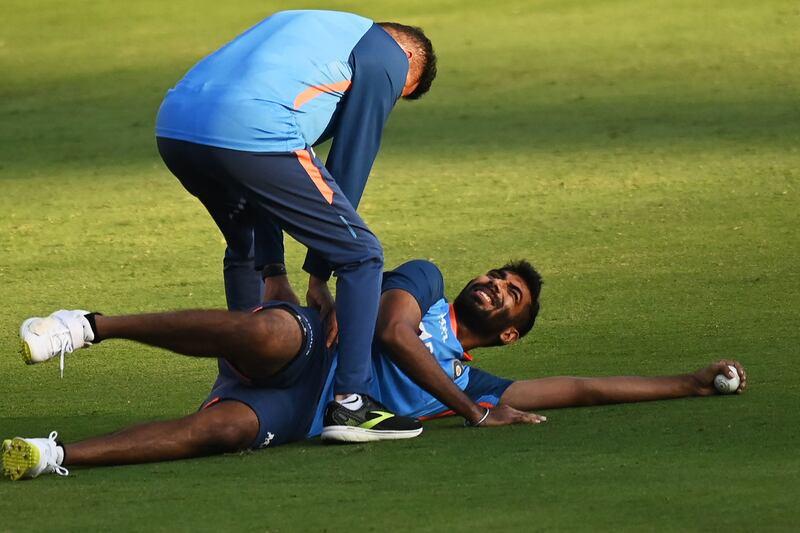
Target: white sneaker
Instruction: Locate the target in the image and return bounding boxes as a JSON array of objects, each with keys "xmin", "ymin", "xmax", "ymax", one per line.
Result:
[
  {"xmin": 20, "ymin": 310, "xmax": 94, "ymax": 377},
  {"xmin": 2, "ymin": 431, "xmax": 69, "ymax": 480}
]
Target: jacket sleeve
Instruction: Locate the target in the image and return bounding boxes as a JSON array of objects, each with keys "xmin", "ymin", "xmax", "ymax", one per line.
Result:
[{"xmin": 302, "ymin": 24, "xmax": 409, "ymax": 280}]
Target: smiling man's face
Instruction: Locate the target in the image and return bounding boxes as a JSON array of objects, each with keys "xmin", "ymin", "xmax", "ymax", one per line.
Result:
[{"xmin": 453, "ymin": 268, "xmax": 534, "ymax": 345}]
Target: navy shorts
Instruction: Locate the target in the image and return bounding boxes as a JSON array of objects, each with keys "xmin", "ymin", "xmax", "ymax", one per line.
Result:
[{"xmin": 200, "ymin": 302, "xmax": 332, "ymax": 449}]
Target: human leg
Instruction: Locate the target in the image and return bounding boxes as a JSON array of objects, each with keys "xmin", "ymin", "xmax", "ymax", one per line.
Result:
[
  {"xmin": 157, "ymin": 137, "xmax": 265, "ymax": 311},
  {"xmin": 8, "ymin": 305, "xmax": 334, "ymax": 480},
  {"xmin": 65, "ymin": 400, "xmax": 258, "ymax": 467},
  {"xmin": 2, "ymin": 401, "xmax": 258, "ymax": 479},
  {"xmin": 20, "ymin": 307, "xmax": 303, "ymax": 382},
  {"xmin": 204, "ymin": 147, "xmax": 421, "ymax": 440},
  {"xmin": 209, "ymin": 148, "xmax": 383, "ymax": 395}
]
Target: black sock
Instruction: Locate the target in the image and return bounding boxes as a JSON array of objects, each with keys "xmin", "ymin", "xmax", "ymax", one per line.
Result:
[
  {"xmin": 56, "ymin": 438, "xmax": 67, "ymax": 465},
  {"xmin": 84, "ymin": 312, "xmax": 103, "ymax": 343}
]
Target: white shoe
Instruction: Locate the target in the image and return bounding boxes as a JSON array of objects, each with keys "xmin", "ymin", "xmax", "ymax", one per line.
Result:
[
  {"xmin": 2, "ymin": 431, "xmax": 69, "ymax": 480},
  {"xmin": 20, "ymin": 310, "xmax": 94, "ymax": 377}
]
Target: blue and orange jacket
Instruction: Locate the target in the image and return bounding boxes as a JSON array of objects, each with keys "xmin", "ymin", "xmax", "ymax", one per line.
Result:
[{"xmin": 155, "ymin": 10, "xmax": 410, "ymax": 276}]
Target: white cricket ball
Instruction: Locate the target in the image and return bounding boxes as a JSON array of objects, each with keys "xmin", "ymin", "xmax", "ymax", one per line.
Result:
[{"xmin": 713, "ymin": 365, "xmax": 740, "ymax": 394}]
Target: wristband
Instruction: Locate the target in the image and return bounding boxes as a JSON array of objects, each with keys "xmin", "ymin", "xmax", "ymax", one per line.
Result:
[
  {"xmin": 262, "ymin": 263, "xmax": 287, "ymax": 279},
  {"xmin": 465, "ymin": 407, "xmax": 491, "ymax": 427}
]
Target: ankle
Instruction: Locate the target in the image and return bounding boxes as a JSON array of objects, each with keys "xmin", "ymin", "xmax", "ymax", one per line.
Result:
[
  {"xmin": 335, "ymin": 393, "xmax": 364, "ymax": 411},
  {"xmin": 85, "ymin": 312, "xmax": 104, "ymax": 342}
]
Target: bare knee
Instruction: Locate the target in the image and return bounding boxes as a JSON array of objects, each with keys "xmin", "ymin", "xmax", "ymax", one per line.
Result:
[
  {"xmin": 363, "ymin": 234, "xmax": 384, "ymax": 268},
  {"xmin": 209, "ymin": 421, "xmax": 254, "ymax": 452},
  {"xmin": 191, "ymin": 401, "xmax": 258, "ymax": 452},
  {"xmin": 247, "ymin": 308, "xmax": 303, "ymax": 359},
  {"xmin": 332, "ymin": 233, "xmax": 384, "ymax": 273}
]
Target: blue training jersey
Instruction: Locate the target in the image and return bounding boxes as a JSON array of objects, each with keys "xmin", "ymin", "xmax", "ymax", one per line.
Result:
[
  {"xmin": 307, "ymin": 260, "xmax": 512, "ymax": 437},
  {"xmin": 156, "ymin": 10, "xmax": 410, "ymax": 281},
  {"xmin": 156, "ymin": 10, "xmax": 406, "ymax": 153}
]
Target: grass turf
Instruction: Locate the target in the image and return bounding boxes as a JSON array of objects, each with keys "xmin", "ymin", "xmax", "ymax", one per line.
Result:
[{"xmin": 1, "ymin": 0, "xmax": 799, "ymax": 530}]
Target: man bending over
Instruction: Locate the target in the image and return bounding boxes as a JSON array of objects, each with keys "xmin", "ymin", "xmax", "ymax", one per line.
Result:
[{"xmin": 4, "ymin": 260, "xmax": 746, "ymax": 480}]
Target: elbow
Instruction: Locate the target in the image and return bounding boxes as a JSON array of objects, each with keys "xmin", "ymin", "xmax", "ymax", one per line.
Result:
[
  {"xmin": 377, "ymin": 321, "xmax": 404, "ymax": 350},
  {"xmin": 573, "ymin": 378, "xmax": 605, "ymax": 406}
]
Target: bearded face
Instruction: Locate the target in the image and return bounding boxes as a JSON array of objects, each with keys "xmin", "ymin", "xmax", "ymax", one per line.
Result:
[{"xmin": 453, "ymin": 278, "xmax": 516, "ymax": 342}]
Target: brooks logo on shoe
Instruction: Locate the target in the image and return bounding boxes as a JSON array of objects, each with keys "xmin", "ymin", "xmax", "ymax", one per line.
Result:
[{"xmin": 360, "ymin": 411, "xmax": 394, "ymax": 430}]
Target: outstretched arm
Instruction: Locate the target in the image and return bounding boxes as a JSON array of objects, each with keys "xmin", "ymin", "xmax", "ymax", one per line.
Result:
[
  {"xmin": 499, "ymin": 360, "xmax": 747, "ymax": 411},
  {"xmin": 378, "ymin": 289, "xmax": 544, "ymax": 426}
]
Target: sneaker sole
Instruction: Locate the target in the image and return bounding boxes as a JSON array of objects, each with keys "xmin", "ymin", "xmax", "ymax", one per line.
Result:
[
  {"xmin": 20, "ymin": 339, "xmax": 34, "ymax": 365},
  {"xmin": 19, "ymin": 318, "xmax": 40, "ymax": 365},
  {"xmin": 2, "ymin": 438, "xmax": 40, "ymax": 481},
  {"xmin": 321, "ymin": 426, "xmax": 423, "ymax": 443}
]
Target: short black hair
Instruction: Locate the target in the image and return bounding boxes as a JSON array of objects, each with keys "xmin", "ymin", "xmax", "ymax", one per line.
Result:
[
  {"xmin": 500, "ymin": 260, "xmax": 543, "ymax": 338},
  {"xmin": 378, "ymin": 22, "xmax": 437, "ymax": 100}
]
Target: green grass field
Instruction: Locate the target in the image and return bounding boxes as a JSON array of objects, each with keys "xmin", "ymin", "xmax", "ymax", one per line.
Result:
[{"xmin": 2, "ymin": 0, "xmax": 799, "ymax": 530}]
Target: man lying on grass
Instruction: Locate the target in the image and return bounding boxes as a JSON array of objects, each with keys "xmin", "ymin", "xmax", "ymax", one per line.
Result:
[{"xmin": 4, "ymin": 260, "xmax": 746, "ymax": 480}]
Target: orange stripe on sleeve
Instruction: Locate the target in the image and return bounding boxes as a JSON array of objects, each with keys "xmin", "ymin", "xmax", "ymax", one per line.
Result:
[
  {"xmin": 295, "ymin": 149, "xmax": 334, "ymax": 204},
  {"xmin": 293, "ymin": 80, "xmax": 352, "ymax": 109}
]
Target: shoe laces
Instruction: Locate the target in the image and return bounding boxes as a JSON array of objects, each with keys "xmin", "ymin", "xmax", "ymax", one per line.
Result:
[
  {"xmin": 46, "ymin": 431, "xmax": 69, "ymax": 477},
  {"xmin": 51, "ymin": 320, "xmax": 75, "ymax": 379}
]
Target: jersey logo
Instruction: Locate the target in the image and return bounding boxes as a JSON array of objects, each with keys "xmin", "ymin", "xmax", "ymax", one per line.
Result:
[
  {"xmin": 418, "ymin": 322, "xmax": 434, "ymax": 354},
  {"xmin": 438, "ymin": 313, "xmax": 449, "ymax": 341},
  {"xmin": 453, "ymin": 360, "xmax": 464, "ymax": 379},
  {"xmin": 259, "ymin": 432, "xmax": 276, "ymax": 448}
]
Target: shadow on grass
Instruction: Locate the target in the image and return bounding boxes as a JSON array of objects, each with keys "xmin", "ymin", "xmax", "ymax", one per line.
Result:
[{"xmin": 1, "ymin": 65, "xmax": 798, "ymax": 176}]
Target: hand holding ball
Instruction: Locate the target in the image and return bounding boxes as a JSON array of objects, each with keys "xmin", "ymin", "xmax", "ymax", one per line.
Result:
[{"xmin": 713, "ymin": 365, "xmax": 740, "ymax": 394}]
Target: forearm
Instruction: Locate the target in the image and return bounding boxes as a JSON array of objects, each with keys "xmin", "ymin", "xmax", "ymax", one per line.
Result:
[
  {"xmin": 500, "ymin": 374, "xmax": 699, "ymax": 411},
  {"xmin": 382, "ymin": 328, "xmax": 485, "ymax": 423},
  {"xmin": 262, "ymin": 271, "xmax": 300, "ymax": 305},
  {"xmin": 256, "ymin": 217, "xmax": 298, "ymax": 304}
]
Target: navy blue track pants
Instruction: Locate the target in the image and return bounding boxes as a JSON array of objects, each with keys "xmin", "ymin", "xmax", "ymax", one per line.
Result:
[{"xmin": 157, "ymin": 137, "xmax": 381, "ymax": 396}]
